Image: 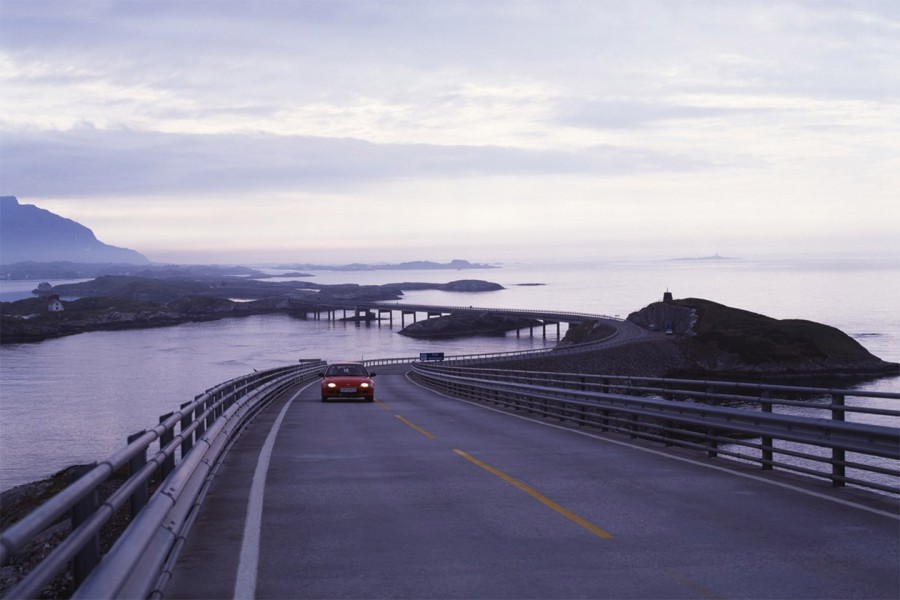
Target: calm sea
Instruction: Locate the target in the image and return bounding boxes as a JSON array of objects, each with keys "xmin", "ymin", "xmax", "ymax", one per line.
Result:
[{"xmin": 1, "ymin": 258, "xmax": 898, "ymax": 490}]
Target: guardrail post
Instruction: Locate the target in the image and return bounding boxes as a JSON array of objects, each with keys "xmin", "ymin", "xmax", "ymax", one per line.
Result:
[
  {"xmin": 180, "ymin": 401, "xmax": 194, "ymax": 459},
  {"xmin": 706, "ymin": 385, "xmax": 718, "ymax": 458},
  {"xmin": 831, "ymin": 393, "xmax": 846, "ymax": 487},
  {"xmin": 761, "ymin": 390, "xmax": 773, "ymax": 470},
  {"xmin": 128, "ymin": 431, "xmax": 148, "ymax": 518},
  {"xmin": 71, "ymin": 464, "xmax": 100, "ymax": 587},
  {"xmin": 159, "ymin": 412, "xmax": 175, "ymax": 478},
  {"xmin": 196, "ymin": 398, "xmax": 208, "ymax": 440}
]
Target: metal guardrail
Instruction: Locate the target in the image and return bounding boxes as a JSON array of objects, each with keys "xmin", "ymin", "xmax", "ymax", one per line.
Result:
[
  {"xmin": 0, "ymin": 360, "xmax": 326, "ymax": 599},
  {"xmin": 362, "ymin": 323, "xmax": 645, "ymax": 368},
  {"xmin": 410, "ymin": 363, "xmax": 900, "ymax": 495},
  {"xmin": 6, "ymin": 351, "xmax": 897, "ymax": 598}
]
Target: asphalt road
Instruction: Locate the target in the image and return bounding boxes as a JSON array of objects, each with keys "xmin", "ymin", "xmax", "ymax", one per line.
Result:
[{"xmin": 167, "ymin": 368, "xmax": 899, "ymax": 599}]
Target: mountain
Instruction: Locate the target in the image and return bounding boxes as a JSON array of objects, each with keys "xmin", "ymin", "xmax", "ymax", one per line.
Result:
[{"xmin": 0, "ymin": 197, "xmax": 149, "ymax": 265}]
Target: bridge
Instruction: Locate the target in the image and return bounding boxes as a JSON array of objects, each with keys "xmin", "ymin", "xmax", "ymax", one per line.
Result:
[
  {"xmin": 1, "ymin": 308, "xmax": 898, "ymax": 599},
  {"xmin": 287, "ymin": 299, "xmax": 613, "ymax": 338}
]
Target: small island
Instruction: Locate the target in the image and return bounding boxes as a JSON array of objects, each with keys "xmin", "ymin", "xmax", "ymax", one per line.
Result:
[{"xmin": 399, "ymin": 311, "xmax": 542, "ymax": 339}]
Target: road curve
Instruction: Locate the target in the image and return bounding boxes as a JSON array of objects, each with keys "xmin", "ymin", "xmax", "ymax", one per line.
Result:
[{"xmin": 166, "ymin": 368, "xmax": 898, "ymax": 599}]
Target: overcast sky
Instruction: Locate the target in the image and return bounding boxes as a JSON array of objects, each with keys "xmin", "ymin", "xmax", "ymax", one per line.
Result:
[{"xmin": 1, "ymin": 1, "xmax": 898, "ymax": 264}]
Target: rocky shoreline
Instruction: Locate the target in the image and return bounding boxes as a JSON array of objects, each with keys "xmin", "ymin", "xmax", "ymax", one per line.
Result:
[{"xmin": 0, "ymin": 466, "xmax": 132, "ymax": 598}]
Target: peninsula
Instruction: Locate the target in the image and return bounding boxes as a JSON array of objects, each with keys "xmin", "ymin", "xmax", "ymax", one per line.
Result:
[{"xmin": 0, "ymin": 275, "xmax": 504, "ymax": 344}]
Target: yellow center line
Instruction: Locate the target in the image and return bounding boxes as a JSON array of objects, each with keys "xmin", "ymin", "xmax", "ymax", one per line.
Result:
[
  {"xmin": 374, "ymin": 399, "xmax": 391, "ymax": 411},
  {"xmin": 453, "ymin": 449, "xmax": 614, "ymax": 540},
  {"xmin": 666, "ymin": 569, "xmax": 724, "ymax": 600},
  {"xmin": 395, "ymin": 414, "xmax": 436, "ymax": 439}
]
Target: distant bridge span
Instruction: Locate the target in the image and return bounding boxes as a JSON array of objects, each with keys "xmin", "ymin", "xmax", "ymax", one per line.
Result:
[{"xmin": 287, "ymin": 298, "xmax": 624, "ymax": 338}]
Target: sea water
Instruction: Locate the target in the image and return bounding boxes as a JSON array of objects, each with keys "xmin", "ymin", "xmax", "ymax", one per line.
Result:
[{"xmin": 1, "ymin": 258, "xmax": 898, "ymax": 490}]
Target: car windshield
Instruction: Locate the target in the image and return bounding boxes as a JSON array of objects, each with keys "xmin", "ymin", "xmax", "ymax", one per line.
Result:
[{"xmin": 326, "ymin": 365, "xmax": 368, "ymax": 377}]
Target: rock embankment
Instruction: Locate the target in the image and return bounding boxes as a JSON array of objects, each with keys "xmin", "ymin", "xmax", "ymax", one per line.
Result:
[{"xmin": 0, "ymin": 466, "xmax": 130, "ymax": 598}]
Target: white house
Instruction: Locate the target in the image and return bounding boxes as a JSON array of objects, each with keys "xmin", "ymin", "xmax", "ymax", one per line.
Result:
[{"xmin": 47, "ymin": 295, "xmax": 64, "ymax": 312}]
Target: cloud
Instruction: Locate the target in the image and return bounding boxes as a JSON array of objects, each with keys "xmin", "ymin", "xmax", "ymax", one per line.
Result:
[
  {"xmin": 0, "ymin": 127, "xmax": 706, "ymax": 197},
  {"xmin": 1, "ymin": 0, "xmax": 898, "ymax": 263}
]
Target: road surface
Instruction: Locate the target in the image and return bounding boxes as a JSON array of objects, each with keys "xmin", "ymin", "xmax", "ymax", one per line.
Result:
[{"xmin": 166, "ymin": 367, "xmax": 899, "ymax": 599}]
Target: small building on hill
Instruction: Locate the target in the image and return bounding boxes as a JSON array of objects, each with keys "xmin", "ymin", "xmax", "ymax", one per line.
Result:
[{"xmin": 47, "ymin": 295, "xmax": 64, "ymax": 312}]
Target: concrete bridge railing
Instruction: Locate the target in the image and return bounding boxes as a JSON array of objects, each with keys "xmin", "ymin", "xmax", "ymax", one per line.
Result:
[
  {"xmin": 0, "ymin": 360, "xmax": 326, "ymax": 599},
  {"xmin": 410, "ymin": 362, "xmax": 900, "ymax": 496}
]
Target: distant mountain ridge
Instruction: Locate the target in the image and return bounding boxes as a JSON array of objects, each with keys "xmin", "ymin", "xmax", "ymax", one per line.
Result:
[{"xmin": 0, "ymin": 197, "xmax": 148, "ymax": 265}]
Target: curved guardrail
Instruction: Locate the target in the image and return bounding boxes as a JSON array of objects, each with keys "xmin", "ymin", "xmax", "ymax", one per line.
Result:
[
  {"xmin": 410, "ymin": 363, "xmax": 900, "ymax": 495},
  {"xmin": 0, "ymin": 360, "xmax": 325, "ymax": 599},
  {"xmin": 363, "ymin": 319, "xmax": 646, "ymax": 368},
  {"xmin": 6, "ymin": 350, "xmax": 897, "ymax": 598}
]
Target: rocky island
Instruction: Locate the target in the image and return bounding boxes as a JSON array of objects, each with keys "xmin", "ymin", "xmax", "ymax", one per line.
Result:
[
  {"xmin": 399, "ymin": 311, "xmax": 542, "ymax": 338},
  {"xmin": 539, "ymin": 296, "xmax": 899, "ymax": 379}
]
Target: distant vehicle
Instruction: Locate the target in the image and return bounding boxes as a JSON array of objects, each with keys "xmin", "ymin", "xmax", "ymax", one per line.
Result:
[
  {"xmin": 319, "ymin": 362, "xmax": 377, "ymax": 402},
  {"xmin": 665, "ymin": 321, "xmax": 674, "ymax": 335}
]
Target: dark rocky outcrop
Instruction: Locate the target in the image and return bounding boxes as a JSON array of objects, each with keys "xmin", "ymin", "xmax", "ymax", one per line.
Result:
[
  {"xmin": 399, "ymin": 311, "xmax": 541, "ymax": 338},
  {"xmin": 550, "ymin": 297, "xmax": 899, "ymax": 379},
  {"xmin": 390, "ymin": 280, "xmax": 503, "ymax": 292},
  {"xmin": 663, "ymin": 298, "xmax": 898, "ymax": 377},
  {"xmin": 626, "ymin": 298, "xmax": 899, "ymax": 377},
  {"xmin": 626, "ymin": 301, "xmax": 697, "ymax": 335}
]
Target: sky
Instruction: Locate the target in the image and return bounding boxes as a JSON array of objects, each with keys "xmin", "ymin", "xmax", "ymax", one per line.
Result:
[{"xmin": 1, "ymin": 0, "xmax": 898, "ymax": 265}]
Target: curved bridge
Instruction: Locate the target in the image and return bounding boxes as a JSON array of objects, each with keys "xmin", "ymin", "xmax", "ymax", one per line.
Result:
[
  {"xmin": 288, "ymin": 299, "xmax": 619, "ymax": 338},
  {"xmin": 2, "ymin": 314, "xmax": 898, "ymax": 598}
]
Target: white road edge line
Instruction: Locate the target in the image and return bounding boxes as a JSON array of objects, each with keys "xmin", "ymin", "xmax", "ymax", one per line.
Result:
[
  {"xmin": 234, "ymin": 384, "xmax": 311, "ymax": 599},
  {"xmin": 406, "ymin": 372, "xmax": 900, "ymax": 521}
]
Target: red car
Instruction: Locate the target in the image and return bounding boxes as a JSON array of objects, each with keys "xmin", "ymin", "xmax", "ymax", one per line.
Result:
[{"xmin": 319, "ymin": 362, "xmax": 377, "ymax": 402}]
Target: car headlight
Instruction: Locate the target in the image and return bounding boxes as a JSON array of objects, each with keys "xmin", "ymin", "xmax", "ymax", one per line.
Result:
[
  {"xmin": 326, "ymin": 382, "xmax": 337, "ymax": 388},
  {"xmin": 360, "ymin": 382, "xmax": 370, "ymax": 388}
]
